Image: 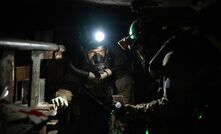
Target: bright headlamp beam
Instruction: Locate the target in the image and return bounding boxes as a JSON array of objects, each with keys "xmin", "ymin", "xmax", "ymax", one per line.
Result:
[{"xmin": 95, "ymin": 31, "xmax": 105, "ymax": 42}]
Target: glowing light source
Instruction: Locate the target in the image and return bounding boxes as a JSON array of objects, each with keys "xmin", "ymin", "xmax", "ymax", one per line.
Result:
[
  {"xmin": 95, "ymin": 31, "xmax": 105, "ymax": 42},
  {"xmin": 146, "ymin": 128, "xmax": 149, "ymax": 134}
]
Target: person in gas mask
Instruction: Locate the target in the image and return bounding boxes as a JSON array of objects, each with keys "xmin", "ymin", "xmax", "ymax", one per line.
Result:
[
  {"xmin": 116, "ymin": 17, "xmax": 173, "ymax": 134},
  {"xmin": 51, "ymin": 24, "xmax": 130, "ymax": 134},
  {"xmin": 116, "ymin": 16, "xmax": 203, "ymax": 134},
  {"xmin": 51, "ymin": 26, "xmax": 113, "ymax": 134}
]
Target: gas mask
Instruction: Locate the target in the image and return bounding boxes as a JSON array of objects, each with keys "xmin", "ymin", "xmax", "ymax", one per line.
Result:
[
  {"xmin": 78, "ymin": 28, "xmax": 112, "ymax": 80},
  {"xmin": 86, "ymin": 46, "xmax": 108, "ymax": 77},
  {"xmin": 118, "ymin": 33, "xmax": 137, "ymax": 51},
  {"xmin": 118, "ymin": 35, "xmax": 147, "ymax": 71}
]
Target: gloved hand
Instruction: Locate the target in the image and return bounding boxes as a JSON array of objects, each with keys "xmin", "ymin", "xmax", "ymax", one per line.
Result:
[
  {"xmin": 51, "ymin": 96, "xmax": 68, "ymax": 107},
  {"xmin": 88, "ymin": 68, "xmax": 112, "ymax": 80},
  {"xmin": 113, "ymin": 101, "xmax": 122, "ymax": 109},
  {"xmin": 100, "ymin": 68, "xmax": 112, "ymax": 80},
  {"xmin": 52, "ymin": 89, "xmax": 73, "ymax": 107},
  {"xmin": 125, "ymin": 104, "xmax": 137, "ymax": 112}
]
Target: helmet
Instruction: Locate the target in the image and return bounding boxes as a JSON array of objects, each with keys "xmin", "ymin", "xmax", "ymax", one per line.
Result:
[
  {"xmin": 118, "ymin": 17, "xmax": 152, "ymax": 51},
  {"xmin": 129, "ymin": 18, "xmax": 142, "ymax": 40},
  {"xmin": 118, "ymin": 17, "xmax": 164, "ymax": 71},
  {"xmin": 118, "ymin": 19, "xmax": 140, "ymax": 51},
  {"xmin": 79, "ymin": 25, "xmax": 109, "ymax": 76},
  {"xmin": 80, "ymin": 26, "xmax": 108, "ymax": 51},
  {"xmin": 118, "ymin": 17, "xmax": 162, "ymax": 51}
]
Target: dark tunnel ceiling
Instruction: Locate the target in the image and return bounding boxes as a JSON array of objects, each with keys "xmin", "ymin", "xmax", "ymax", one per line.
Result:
[
  {"xmin": 0, "ymin": 0, "xmax": 133, "ymax": 31},
  {"xmin": 16, "ymin": 0, "xmax": 217, "ymax": 8},
  {"xmin": 76, "ymin": 0, "xmax": 203, "ymax": 8},
  {"xmin": 3, "ymin": 0, "xmax": 216, "ymax": 8},
  {"xmin": 0, "ymin": 0, "xmax": 220, "ymax": 32}
]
